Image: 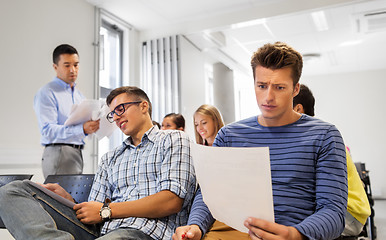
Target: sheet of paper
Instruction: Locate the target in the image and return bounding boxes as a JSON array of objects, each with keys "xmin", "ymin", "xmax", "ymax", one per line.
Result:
[
  {"xmin": 191, "ymin": 143, "xmax": 274, "ymax": 233},
  {"xmin": 64, "ymin": 99, "xmax": 117, "ymax": 140},
  {"xmin": 24, "ymin": 180, "xmax": 75, "ymax": 208},
  {"xmin": 94, "ymin": 104, "xmax": 118, "ymax": 140},
  {"xmin": 64, "ymin": 99, "xmax": 102, "ymax": 126}
]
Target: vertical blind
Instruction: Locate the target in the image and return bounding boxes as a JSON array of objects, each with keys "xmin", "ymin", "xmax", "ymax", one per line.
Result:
[{"xmin": 142, "ymin": 35, "xmax": 180, "ymax": 122}]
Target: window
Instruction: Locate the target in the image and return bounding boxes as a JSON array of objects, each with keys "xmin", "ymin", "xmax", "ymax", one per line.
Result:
[{"xmin": 96, "ymin": 10, "xmax": 132, "ymax": 164}]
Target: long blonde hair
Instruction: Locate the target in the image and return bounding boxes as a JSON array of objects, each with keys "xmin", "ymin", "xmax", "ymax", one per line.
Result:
[{"xmin": 194, "ymin": 104, "xmax": 224, "ymax": 145}]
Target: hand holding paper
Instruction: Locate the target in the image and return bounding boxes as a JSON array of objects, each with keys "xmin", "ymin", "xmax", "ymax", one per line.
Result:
[
  {"xmin": 191, "ymin": 143, "xmax": 274, "ymax": 233},
  {"xmin": 64, "ymin": 99, "xmax": 117, "ymax": 139}
]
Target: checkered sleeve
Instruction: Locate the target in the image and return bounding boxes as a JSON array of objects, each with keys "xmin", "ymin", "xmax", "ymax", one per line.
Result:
[{"xmin": 158, "ymin": 131, "xmax": 196, "ymax": 204}]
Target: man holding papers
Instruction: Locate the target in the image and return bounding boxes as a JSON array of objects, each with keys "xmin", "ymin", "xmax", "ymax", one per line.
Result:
[
  {"xmin": 1, "ymin": 86, "xmax": 196, "ymax": 239},
  {"xmin": 34, "ymin": 44, "xmax": 100, "ymax": 178},
  {"xmin": 173, "ymin": 42, "xmax": 347, "ymax": 240}
]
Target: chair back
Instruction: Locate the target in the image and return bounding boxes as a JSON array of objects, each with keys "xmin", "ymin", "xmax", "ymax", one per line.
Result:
[
  {"xmin": 0, "ymin": 174, "xmax": 33, "ymax": 187},
  {"xmin": 44, "ymin": 174, "xmax": 95, "ymax": 203},
  {"xmin": 0, "ymin": 174, "xmax": 33, "ymax": 228}
]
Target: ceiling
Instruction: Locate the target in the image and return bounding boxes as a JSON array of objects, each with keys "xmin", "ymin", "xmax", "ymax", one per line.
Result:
[{"xmin": 86, "ymin": 0, "xmax": 386, "ymax": 77}]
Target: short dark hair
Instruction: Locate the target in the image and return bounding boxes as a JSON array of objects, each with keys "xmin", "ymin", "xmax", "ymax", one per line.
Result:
[
  {"xmin": 152, "ymin": 120, "xmax": 161, "ymax": 128},
  {"xmin": 293, "ymin": 84, "xmax": 315, "ymax": 116},
  {"xmin": 53, "ymin": 44, "xmax": 78, "ymax": 64},
  {"xmin": 251, "ymin": 42, "xmax": 303, "ymax": 86},
  {"xmin": 164, "ymin": 113, "xmax": 185, "ymax": 130},
  {"xmin": 106, "ymin": 86, "xmax": 152, "ymax": 118}
]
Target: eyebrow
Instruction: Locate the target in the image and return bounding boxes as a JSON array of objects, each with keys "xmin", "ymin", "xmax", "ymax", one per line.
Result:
[{"xmin": 256, "ymin": 81, "xmax": 287, "ymax": 86}]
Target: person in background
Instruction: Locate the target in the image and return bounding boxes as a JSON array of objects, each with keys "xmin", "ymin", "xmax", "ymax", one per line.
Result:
[
  {"xmin": 193, "ymin": 104, "xmax": 224, "ymax": 146},
  {"xmin": 173, "ymin": 42, "xmax": 347, "ymax": 240},
  {"xmin": 191, "ymin": 104, "xmax": 236, "ymax": 239},
  {"xmin": 152, "ymin": 120, "xmax": 161, "ymax": 129},
  {"xmin": 0, "ymin": 86, "xmax": 196, "ymax": 239},
  {"xmin": 292, "ymin": 84, "xmax": 315, "ymax": 116},
  {"xmin": 293, "ymin": 83, "xmax": 371, "ymax": 238},
  {"xmin": 161, "ymin": 113, "xmax": 185, "ymax": 131},
  {"xmin": 34, "ymin": 44, "xmax": 100, "ymax": 179}
]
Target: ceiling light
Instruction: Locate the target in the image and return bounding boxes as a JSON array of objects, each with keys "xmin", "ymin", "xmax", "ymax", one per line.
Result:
[
  {"xmin": 303, "ymin": 53, "xmax": 321, "ymax": 63},
  {"xmin": 340, "ymin": 39, "xmax": 363, "ymax": 47},
  {"xmin": 311, "ymin": 11, "xmax": 329, "ymax": 31},
  {"xmin": 231, "ymin": 18, "xmax": 266, "ymax": 29}
]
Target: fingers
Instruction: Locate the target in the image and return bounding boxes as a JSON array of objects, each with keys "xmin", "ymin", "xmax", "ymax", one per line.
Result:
[
  {"xmin": 173, "ymin": 225, "xmax": 202, "ymax": 240},
  {"xmin": 244, "ymin": 217, "xmax": 301, "ymax": 240},
  {"xmin": 88, "ymin": 120, "xmax": 100, "ymax": 131},
  {"xmin": 244, "ymin": 218, "xmax": 272, "ymax": 240},
  {"xmin": 73, "ymin": 202, "xmax": 103, "ymax": 224},
  {"xmin": 249, "ymin": 230, "xmax": 263, "ymax": 240},
  {"xmin": 173, "ymin": 226, "xmax": 189, "ymax": 240},
  {"xmin": 83, "ymin": 120, "xmax": 100, "ymax": 134}
]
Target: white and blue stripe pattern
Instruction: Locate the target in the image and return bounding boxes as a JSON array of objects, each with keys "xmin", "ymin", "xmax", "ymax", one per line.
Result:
[{"xmin": 188, "ymin": 114, "xmax": 347, "ymax": 240}]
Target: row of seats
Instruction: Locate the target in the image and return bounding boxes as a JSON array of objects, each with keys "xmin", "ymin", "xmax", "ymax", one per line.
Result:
[
  {"xmin": 0, "ymin": 174, "xmax": 95, "ymax": 229},
  {"xmin": 0, "ymin": 164, "xmax": 378, "ymax": 238}
]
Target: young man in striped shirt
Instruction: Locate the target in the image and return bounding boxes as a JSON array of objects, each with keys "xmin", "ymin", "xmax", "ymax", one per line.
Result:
[{"xmin": 173, "ymin": 42, "xmax": 347, "ymax": 240}]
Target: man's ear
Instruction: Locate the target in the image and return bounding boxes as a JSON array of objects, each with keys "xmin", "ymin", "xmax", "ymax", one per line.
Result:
[
  {"xmin": 294, "ymin": 104, "xmax": 304, "ymax": 114},
  {"xmin": 293, "ymin": 82, "xmax": 300, "ymax": 97},
  {"xmin": 53, "ymin": 63, "xmax": 58, "ymax": 71},
  {"xmin": 140, "ymin": 101, "xmax": 149, "ymax": 114}
]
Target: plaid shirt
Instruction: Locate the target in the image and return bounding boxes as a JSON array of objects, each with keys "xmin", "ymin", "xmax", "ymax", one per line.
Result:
[{"xmin": 88, "ymin": 126, "xmax": 196, "ymax": 239}]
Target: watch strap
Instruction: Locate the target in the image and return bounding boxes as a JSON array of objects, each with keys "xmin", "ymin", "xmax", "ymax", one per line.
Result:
[
  {"xmin": 103, "ymin": 198, "xmax": 111, "ymax": 207},
  {"xmin": 100, "ymin": 198, "xmax": 112, "ymax": 220}
]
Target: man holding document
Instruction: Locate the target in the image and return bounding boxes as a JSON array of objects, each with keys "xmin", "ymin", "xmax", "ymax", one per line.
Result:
[
  {"xmin": 1, "ymin": 86, "xmax": 196, "ymax": 239},
  {"xmin": 34, "ymin": 44, "xmax": 100, "ymax": 178},
  {"xmin": 173, "ymin": 42, "xmax": 347, "ymax": 240}
]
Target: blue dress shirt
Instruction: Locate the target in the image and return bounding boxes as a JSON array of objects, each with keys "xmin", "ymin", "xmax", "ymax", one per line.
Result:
[{"xmin": 34, "ymin": 77, "xmax": 86, "ymax": 145}]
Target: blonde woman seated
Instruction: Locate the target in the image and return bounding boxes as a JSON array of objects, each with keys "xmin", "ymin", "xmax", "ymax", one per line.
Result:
[
  {"xmin": 190, "ymin": 104, "xmax": 247, "ymax": 240},
  {"xmin": 193, "ymin": 104, "xmax": 224, "ymax": 146}
]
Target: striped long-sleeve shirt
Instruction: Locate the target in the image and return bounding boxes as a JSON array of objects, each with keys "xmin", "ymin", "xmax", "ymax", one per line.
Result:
[{"xmin": 188, "ymin": 114, "xmax": 347, "ymax": 240}]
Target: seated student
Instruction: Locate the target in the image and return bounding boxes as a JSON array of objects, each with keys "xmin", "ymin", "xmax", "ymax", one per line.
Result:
[
  {"xmin": 173, "ymin": 42, "xmax": 347, "ymax": 240},
  {"xmin": 0, "ymin": 86, "xmax": 196, "ymax": 240},
  {"xmin": 152, "ymin": 120, "xmax": 161, "ymax": 129},
  {"xmin": 162, "ymin": 113, "xmax": 186, "ymax": 131},
  {"xmin": 193, "ymin": 104, "xmax": 224, "ymax": 146},
  {"xmin": 293, "ymin": 83, "xmax": 371, "ymax": 237}
]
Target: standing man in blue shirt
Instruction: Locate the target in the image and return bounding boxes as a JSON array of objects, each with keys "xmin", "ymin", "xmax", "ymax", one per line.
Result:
[{"xmin": 34, "ymin": 44, "xmax": 100, "ymax": 178}]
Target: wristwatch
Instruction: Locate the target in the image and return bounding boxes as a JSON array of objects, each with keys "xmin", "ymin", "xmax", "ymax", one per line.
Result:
[{"xmin": 99, "ymin": 198, "xmax": 112, "ymax": 221}]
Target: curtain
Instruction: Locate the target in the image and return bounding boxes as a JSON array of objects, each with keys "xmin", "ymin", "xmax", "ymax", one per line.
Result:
[{"xmin": 142, "ymin": 35, "xmax": 180, "ymax": 122}]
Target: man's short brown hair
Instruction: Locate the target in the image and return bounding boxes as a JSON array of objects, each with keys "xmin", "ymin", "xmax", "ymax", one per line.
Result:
[
  {"xmin": 106, "ymin": 86, "xmax": 152, "ymax": 118},
  {"xmin": 251, "ymin": 42, "xmax": 303, "ymax": 86}
]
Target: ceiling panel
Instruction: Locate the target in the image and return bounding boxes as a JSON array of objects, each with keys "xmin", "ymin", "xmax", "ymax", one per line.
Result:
[
  {"xmin": 223, "ymin": 24, "xmax": 273, "ymax": 44},
  {"xmin": 87, "ymin": 0, "xmax": 386, "ymax": 76}
]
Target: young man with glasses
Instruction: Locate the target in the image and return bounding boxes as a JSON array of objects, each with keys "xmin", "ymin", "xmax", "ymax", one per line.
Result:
[
  {"xmin": 34, "ymin": 44, "xmax": 100, "ymax": 179},
  {"xmin": 0, "ymin": 86, "xmax": 196, "ymax": 239}
]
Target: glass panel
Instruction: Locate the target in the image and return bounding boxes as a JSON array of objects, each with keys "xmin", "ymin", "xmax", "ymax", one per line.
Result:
[{"xmin": 98, "ymin": 20, "xmax": 125, "ymax": 162}]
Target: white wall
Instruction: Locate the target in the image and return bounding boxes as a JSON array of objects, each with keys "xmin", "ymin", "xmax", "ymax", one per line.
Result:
[
  {"xmin": 179, "ymin": 36, "xmax": 206, "ymax": 138},
  {"xmin": 0, "ymin": 0, "xmax": 95, "ymax": 184},
  {"xmin": 302, "ymin": 69, "xmax": 386, "ymax": 198}
]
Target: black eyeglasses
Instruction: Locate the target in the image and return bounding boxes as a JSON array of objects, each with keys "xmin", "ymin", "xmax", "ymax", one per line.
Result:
[{"xmin": 106, "ymin": 101, "xmax": 142, "ymax": 123}]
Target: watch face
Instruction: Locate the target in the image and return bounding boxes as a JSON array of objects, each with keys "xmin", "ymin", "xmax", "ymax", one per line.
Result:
[{"xmin": 101, "ymin": 207, "xmax": 111, "ymax": 219}]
